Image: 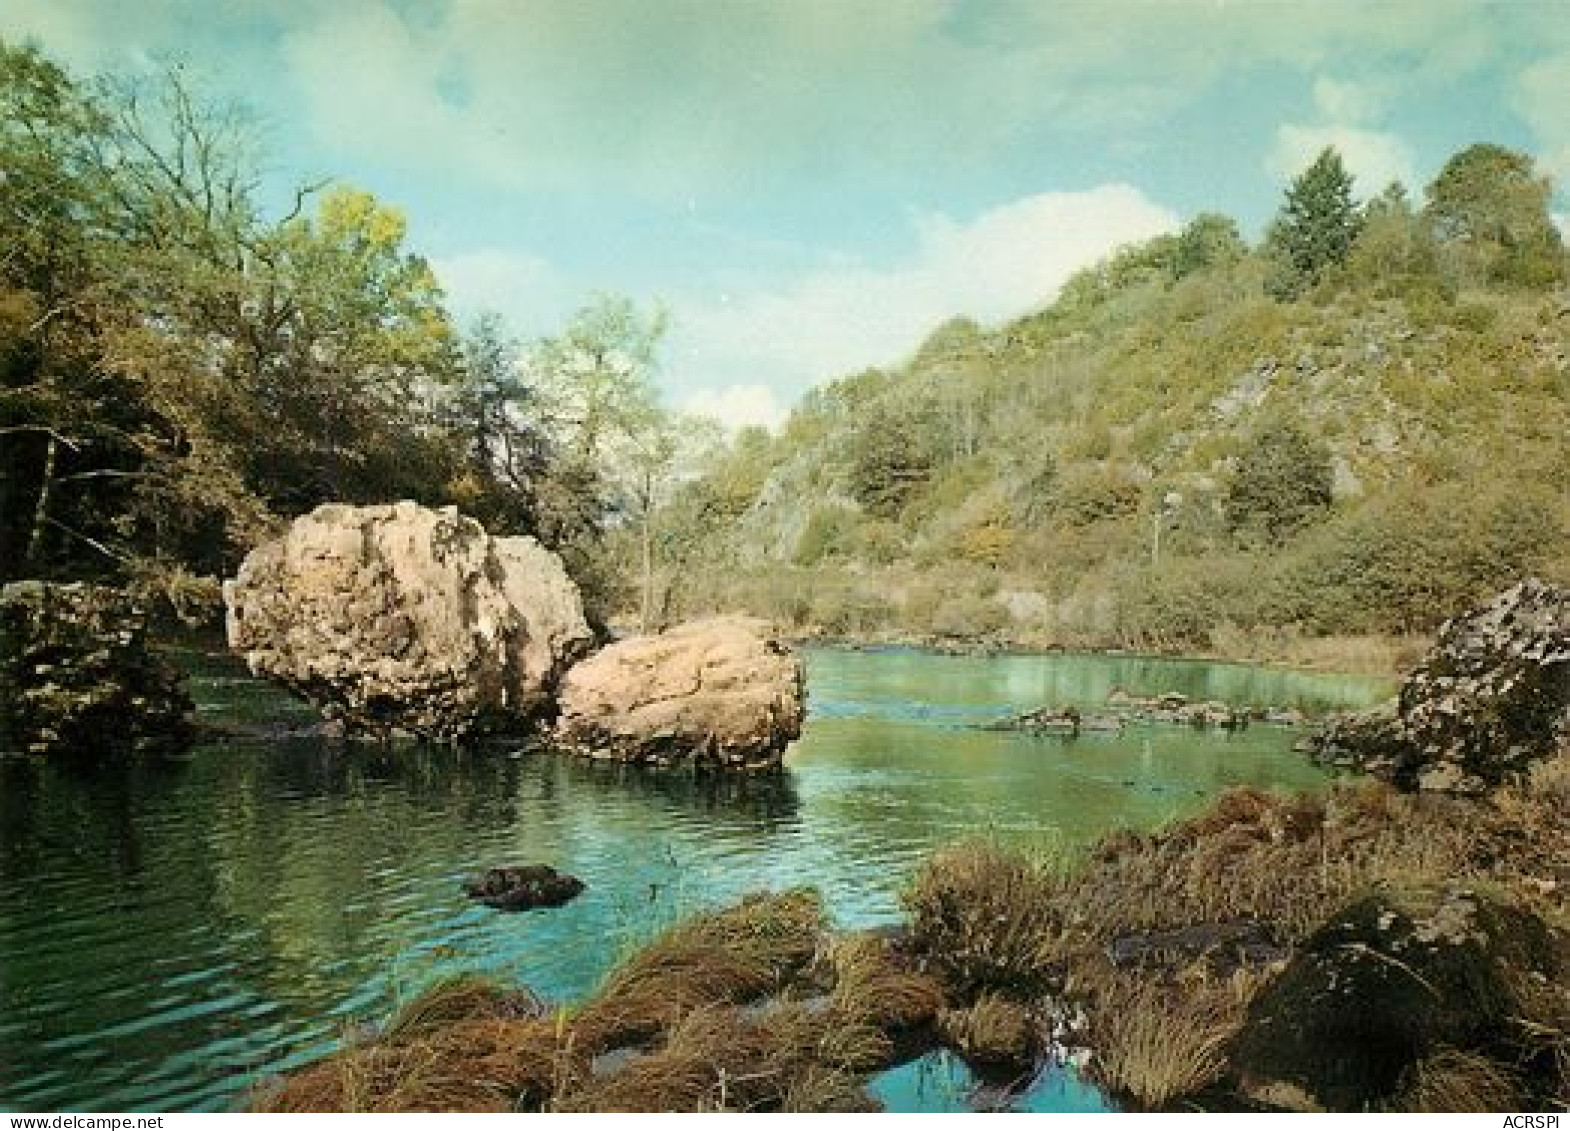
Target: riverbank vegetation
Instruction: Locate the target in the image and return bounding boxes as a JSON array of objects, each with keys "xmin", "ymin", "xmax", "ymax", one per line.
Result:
[{"xmin": 251, "ymin": 744, "xmax": 1568, "ymax": 1112}]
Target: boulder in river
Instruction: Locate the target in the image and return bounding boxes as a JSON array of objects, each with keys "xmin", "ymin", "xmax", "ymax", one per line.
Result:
[
  {"xmin": 224, "ymin": 501, "xmax": 593, "ymax": 741},
  {"xmin": 1305, "ymin": 578, "xmax": 1569, "ymax": 792},
  {"xmin": 553, "ymin": 615, "xmax": 805, "ymax": 769},
  {"xmin": 462, "ymin": 865, "xmax": 586, "ymax": 911},
  {"xmin": 0, "ymin": 581, "xmax": 192, "ymax": 757}
]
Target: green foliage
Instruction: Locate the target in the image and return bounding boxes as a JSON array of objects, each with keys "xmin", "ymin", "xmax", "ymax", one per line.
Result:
[
  {"xmin": 1224, "ymin": 417, "xmax": 1334, "ymax": 544},
  {"xmin": 1347, "ymin": 182, "xmax": 1444, "ymax": 297},
  {"xmin": 1266, "ymin": 147, "xmax": 1363, "ymax": 298},
  {"xmin": 845, "ymin": 406, "xmax": 936, "ymax": 518},
  {"xmin": 793, "ymin": 506, "xmax": 859, "ymax": 567},
  {"xmin": 1278, "ymin": 479, "xmax": 1563, "ymax": 634},
  {"xmin": 635, "ymin": 137, "xmax": 1570, "ymax": 645},
  {"xmin": 1425, "ymin": 144, "xmax": 1567, "ymax": 288},
  {"xmin": 1054, "ymin": 465, "xmax": 1143, "ymax": 526},
  {"xmin": 0, "ymin": 41, "xmax": 689, "ymax": 627},
  {"xmin": 1171, "ymin": 213, "xmax": 1247, "ymax": 279}
]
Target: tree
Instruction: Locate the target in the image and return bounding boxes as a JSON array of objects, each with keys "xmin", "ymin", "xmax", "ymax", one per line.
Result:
[
  {"xmin": 846, "ymin": 406, "xmax": 936, "ymax": 518},
  {"xmin": 614, "ymin": 410, "xmax": 721, "ymax": 631},
  {"xmin": 1225, "ymin": 417, "xmax": 1334, "ymax": 544},
  {"xmin": 1347, "ymin": 181, "xmax": 1441, "ymax": 292},
  {"xmin": 1171, "ymin": 213, "xmax": 1247, "ymax": 279},
  {"xmin": 530, "ymin": 294, "xmax": 667, "ymax": 470},
  {"xmin": 441, "ymin": 312, "xmax": 547, "ymax": 532},
  {"xmin": 0, "ymin": 44, "xmax": 471, "ymax": 602},
  {"xmin": 1265, "ymin": 147, "xmax": 1362, "ymax": 298},
  {"xmin": 1425, "ymin": 143, "xmax": 1566, "ymax": 288},
  {"xmin": 523, "ymin": 295, "xmax": 682, "ymax": 624}
]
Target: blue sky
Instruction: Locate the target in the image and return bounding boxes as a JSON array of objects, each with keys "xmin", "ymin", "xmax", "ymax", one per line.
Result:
[{"xmin": 7, "ymin": 1, "xmax": 1568, "ymax": 429}]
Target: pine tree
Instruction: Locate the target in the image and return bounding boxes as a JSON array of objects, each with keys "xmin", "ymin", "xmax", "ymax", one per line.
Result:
[{"xmin": 1266, "ymin": 147, "xmax": 1362, "ymax": 297}]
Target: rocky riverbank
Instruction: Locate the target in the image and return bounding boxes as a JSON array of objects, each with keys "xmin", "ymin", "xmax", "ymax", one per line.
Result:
[
  {"xmin": 1303, "ymin": 578, "xmax": 1569, "ymax": 793},
  {"xmin": 247, "ymin": 580, "xmax": 1568, "ymax": 1112},
  {"xmin": 0, "ymin": 581, "xmax": 193, "ymax": 757},
  {"xmin": 249, "ymin": 747, "xmax": 1567, "ymax": 1112}
]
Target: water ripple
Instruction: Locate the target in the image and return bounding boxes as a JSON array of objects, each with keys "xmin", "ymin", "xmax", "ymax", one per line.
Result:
[{"xmin": 0, "ymin": 646, "xmax": 1387, "ymax": 1112}]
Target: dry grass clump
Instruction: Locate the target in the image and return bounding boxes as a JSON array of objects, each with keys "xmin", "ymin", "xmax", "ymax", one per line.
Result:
[
  {"xmin": 555, "ymin": 1006, "xmax": 773, "ymax": 1112},
  {"xmin": 1083, "ymin": 966, "xmax": 1263, "ymax": 1109},
  {"xmin": 826, "ymin": 933, "xmax": 946, "ymax": 1031},
  {"xmin": 381, "ymin": 976, "xmax": 544, "ymax": 1044},
  {"xmin": 903, "ymin": 839, "xmax": 1067, "ymax": 994},
  {"xmin": 575, "ymin": 888, "xmax": 825, "ymax": 1050},
  {"xmin": 936, "ymin": 994, "xmax": 1039, "ymax": 1070},
  {"xmin": 1384, "ymin": 1047, "xmax": 1526, "ymax": 1112},
  {"xmin": 760, "ymin": 1001, "xmax": 894, "ymax": 1075},
  {"xmin": 253, "ymin": 978, "xmax": 566, "ymax": 1113},
  {"xmin": 255, "ymin": 891, "xmax": 835, "ymax": 1114},
  {"xmin": 560, "ymin": 1000, "xmax": 894, "ymax": 1111},
  {"xmin": 253, "ymin": 1017, "xmax": 575, "ymax": 1113},
  {"xmin": 1071, "ymin": 781, "xmax": 1531, "ymax": 945}
]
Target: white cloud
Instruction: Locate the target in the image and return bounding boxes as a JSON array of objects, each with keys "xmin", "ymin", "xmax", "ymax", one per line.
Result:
[
  {"xmin": 1555, "ymin": 213, "xmax": 1569, "ymax": 238},
  {"xmin": 1268, "ymin": 124, "xmax": 1419, "ymax": 195},
  {"xmin": 679, "ymin": 384, "xmax": 787, "ymax": 434},
  {"xmin": 1312, "ymin": 77, "xmax": 1380, "ymax": 124},
  {"xmin": 666, "ymin": 185, "xmax": 1177, "ymax": 404},
  {"xmin": 1513, "ymin": 53, "xmax": 1570, "ymax": 186},
  {"xmin": 430, "ymin": 248, "xmax": 567, "ymax": 337}
]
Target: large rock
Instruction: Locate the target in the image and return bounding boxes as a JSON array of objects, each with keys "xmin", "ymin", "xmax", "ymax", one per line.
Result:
[
  {"xmin": 1230, "ymin": 885, "xmax": 1561, "ymax": 1111},
  {"xmin": 225, "ymin": 502, "xmax": 592, "ymax": 740},
  {"xmin": 554, "ymin": 616, "xmax": 805, "ymax": 769},
  {"xmin": 1306, "ymin": 579, "xmax": 1570, "ymax": 792},
  {"xmin": 0, "ymin": 581, "xmax": 192, "ymax": 757}
]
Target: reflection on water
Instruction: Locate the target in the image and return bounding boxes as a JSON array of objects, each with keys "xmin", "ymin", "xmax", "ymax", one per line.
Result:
[
  {"xmin": 0, "ymin": 645, "xmax": 1388, "ymax": 1112},
  {"xmin": 869, "ymin": 1049, "xmax": 1115, "ymax": 1113}
]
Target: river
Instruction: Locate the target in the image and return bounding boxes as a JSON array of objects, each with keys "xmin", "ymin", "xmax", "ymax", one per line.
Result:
[{"xmin": 0, "ymin": 644, "xmax": 1389, "ymax": 1112}]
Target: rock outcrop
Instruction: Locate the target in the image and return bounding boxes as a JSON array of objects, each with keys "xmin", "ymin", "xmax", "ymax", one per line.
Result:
[
  {"xmin": 0, "ymin": 581, "xmax": 192, "ymax": 757},
  {"xmin": 1230, "ymin": 885, "xmax": 1561, "ymax": 1111},
  {"xmin": 225, "ymin": 502, "xmax": 592, "ymax": 741},
  {"xmin": 554, "ymin": 616, "xmax": 805, "ymax": 769},
  {"xmin": 1306, "ymin": 579, "xmax": 1570, "ymax": 792}
]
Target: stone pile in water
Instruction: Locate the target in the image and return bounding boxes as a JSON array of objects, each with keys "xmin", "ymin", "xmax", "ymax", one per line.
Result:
[
  {"xmin": 1305, "ymin": 578, "xmax": 1569, "ymax": 793},
  {"xmin": 0, "ymin": 581, "xmax": 192, "ymax": 757}
]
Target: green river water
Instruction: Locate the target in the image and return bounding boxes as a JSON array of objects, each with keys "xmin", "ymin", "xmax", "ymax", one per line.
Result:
[{"xmin": 0, "ymin": 644, "xmax": 1390, "ymax": 1112}]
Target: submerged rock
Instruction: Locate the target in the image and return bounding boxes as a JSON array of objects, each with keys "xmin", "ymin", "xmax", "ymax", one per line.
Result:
[
  {"xmin": 1230, "ymin": 885, "xmax": 1560, "ymax": 1111},
  {"xmin": 553, "ymin": 616, "xmax": 805, "ymax": 769},
  {"xmin": 0, "ymin": 581, "xmax": 192, "ymax": 757},
  {"xmin": 463, "ymin": 865, "xmax": 586, "ymax": 911},
  {"xmin": 1305, "ymin": 579, "xmax": 1570, "ymax": 792},
  {"xmin": 224, "ymin": 502, "xmax": 593, "ymax": 741}
]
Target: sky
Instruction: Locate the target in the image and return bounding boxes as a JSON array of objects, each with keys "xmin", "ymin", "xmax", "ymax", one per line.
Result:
[{"xmin": 6, "ymin": 0, "xmax": 1568, "ymax": 431}]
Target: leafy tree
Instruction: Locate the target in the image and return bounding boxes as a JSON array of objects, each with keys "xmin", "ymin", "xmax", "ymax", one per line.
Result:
[
  {"xmin": 846, "ymin": 406, "xmax": 935, "ymax": 518},
  {"xmin": 1171, "ymin": 213, "xmax": 1247, "ymax": 279},
  {"xmin": 1347, "ymin": 181, "xmax": 1442, "ymax": 292},
  {"xmin": 1424, "ymin": 143, "xmax": 1566, "ymax": 288},
  {"xmin": 615, "ymin": 409, "xmax": 720, "ymax": 631},
  {"xmin": 1225, "ymin": 417, "xmax": 1334, "ymax": 544},
  {"xmin": 1265, "ymin": 147, "xmax": 1362, "ymax": 297},
  {"xmin": 530, "ymin": 294, "xmax": 667, "ymax": 470},
  {"xmin": 440, "ymin": 312, "xmax": 551, "ymax": 531}
]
